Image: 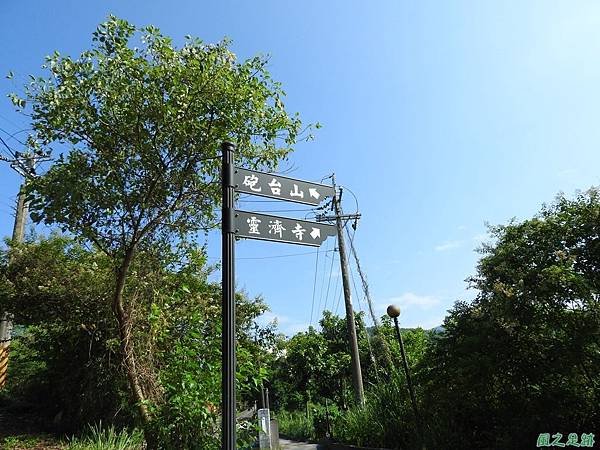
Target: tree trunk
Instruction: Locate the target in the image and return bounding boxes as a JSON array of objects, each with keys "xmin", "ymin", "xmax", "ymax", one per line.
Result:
[{"xmin": 112, "ymin": 248, "xmax": 152, "ymax": 427}]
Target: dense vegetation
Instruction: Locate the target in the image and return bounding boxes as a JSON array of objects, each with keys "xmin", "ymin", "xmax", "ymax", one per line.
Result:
[
  {"xmin": 1, "ymin": 15, "xmax": 305, "ymax": 450},
  {"xmin": 0, "ymin": 235, "xmax": 276, "ymax": 448},
  {"xmin": 0, "ymin": 15, "xmax": 598, "ymax": 450},
  {"xmin": 272, "ymin": 189, "xmax": 600, "ymax": 449}
]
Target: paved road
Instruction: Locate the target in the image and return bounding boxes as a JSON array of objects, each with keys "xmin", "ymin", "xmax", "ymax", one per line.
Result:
[{"xmin": 279, "ymin": 438, "xmax": 322, "ymax": 449}]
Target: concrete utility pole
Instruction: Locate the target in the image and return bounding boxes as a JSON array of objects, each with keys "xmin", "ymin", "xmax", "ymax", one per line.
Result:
[
  {"xmin": 11, "ymin": 186, "xmax": 28, "ymax": 242},
  {"xmin": 0, "ymin": 184, "xmax": 28, "ymax": 388},
  {"xmin": 0, "ymin": 151, "xmax": 45, "ymax": 389},
  {"xmin": 318, "ymin": 176, "xmax": 364, "ymax": 405}
]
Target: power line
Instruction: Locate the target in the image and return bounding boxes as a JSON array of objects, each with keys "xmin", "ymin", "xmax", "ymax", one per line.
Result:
[
  {"xmin": 238, "ymin": 198, "xmax": 295, "ymax": 203},
  {"xmin": 207, "ymin": 249, "xmax": 334, "ymax": 261},
  {"xmin": 0, "ymin": 126, "xmax": 28, "ymax": 146},
  {"xmin": 330, "ymin": 266, "xmax": 341, "ymax": 315},
  {"xmin": 347, "ymin": 230, "xmax": 361, "ymax": 310},
  {"xmin": 339, "ymin": 184, "xmax": 360, "ymax": 215},
  {"xmin": 322, "ymin": 240, "xmax": 337, "ymax": 314},
  {"xmin": 316, "ymin": 238, "xmax": 332, "ymax": 322},
  {"xmin": 0, "ymin": 112, "xmax": 27, "ymax": 131},
  {"xmin": 346, "ymin": 225, "xmax": 380, "ymax": 381},
  {"xmin": 329, "ymin": 175, "xmax": 364, "ymax": 404},
  {"xmin": 0, "ymin": 135, "xmax": 16, "ymax": 159},
  {"xmin": 334, "ymin": 281, "xmax": 343, "ymax": 315},
  {"xmin": 309, "ymin": 247, "xmax": 320, "ymax": 326},
  {"xmin": 345, "ymin": 223, "xmax": 374, "ymax": 329},
  {"xmin": 248, "ymin": 208, "xmax": 315, "ymax": 213},
  {"xmin": 345, "ymin": 223, "xmax": 381, "ymax": 330}
]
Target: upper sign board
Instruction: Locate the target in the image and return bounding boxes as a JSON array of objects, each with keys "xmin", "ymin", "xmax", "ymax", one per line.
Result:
[
  {"xmin": 235, "ymin": 210, "xmax": 336, "ymax": 247},
  {"xmin": 234, "ymin": 167, "xmax": 335, "ymax": 206}
]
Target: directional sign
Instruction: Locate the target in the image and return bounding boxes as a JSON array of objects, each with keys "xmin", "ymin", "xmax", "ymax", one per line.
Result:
[
  {"xmin": 235, "ymin": 210, "xmax": 336, "ymax": 247},
  {"xmin": 234, "ymin": 167, "xmax": 335, "ymax": 206}
]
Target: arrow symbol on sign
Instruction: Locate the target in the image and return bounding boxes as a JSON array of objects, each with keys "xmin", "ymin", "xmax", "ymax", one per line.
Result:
[
  {"xmin": 310, "ymin": 227, "xmax": 321, "ymax": 240},
  {"xmin": 309, "ymin": 188, "xmax": 320, "ymax": 200}
]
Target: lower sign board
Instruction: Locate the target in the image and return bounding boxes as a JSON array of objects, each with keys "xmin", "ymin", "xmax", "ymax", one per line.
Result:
[{"xmin": 235, "ymin": 210, "xmax": 336, "ymax": 247}]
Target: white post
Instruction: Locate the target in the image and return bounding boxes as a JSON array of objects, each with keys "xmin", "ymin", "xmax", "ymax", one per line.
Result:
[{"xmin": 258, "ymin": 408, "xmax": 272, "ymax": 449}]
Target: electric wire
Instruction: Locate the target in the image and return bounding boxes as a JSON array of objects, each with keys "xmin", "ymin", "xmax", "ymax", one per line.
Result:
[
  {"xmin": 0, "ymin": 112, "xmax": 26, "ymax": 130},
  {"xmin": 330, "ymin": 265, "xmax": 341, "ymax": 315},
  {"xmin": 316, "ymin": 238, "xmax": 332, "ymax": 323},
  {"xmin": 309, "ymin": 246, "xmax": 320, "ymax": 326},
  {"xmin": 345, "ymin": 224, "xmax": 381, "ymax": 329},
  {"xmin": 0, "ymin": 125, "xmax": 28, "ymax": 146},
  {"xmin": 344, "ymin": 219, "xmax": 394, "ymax": 369},
  {"xmin": 339, "ymin": 184, "xmax": 360, "ymax": 215},
  {"xmin": 328, "ymin": 187, "xmax": 349, "ymax": 317},
  {"xmin": 207, "ymin": 249, "xmax": 334, "ymax": 261},
  {"xmin": 238, "ymin": 199, "xmax": 290, "ymax": 203},
  {"xmin": 249, "ymin": 208, "xmax": 316, "ymax": 213},
  {"xmin": 0, "ymin": 135, "xmax": 16, "ymax": 159},
  {"xmin": 333, "ymin": 282, "xmax": 343, "ymax": 315},
  {"xmin": 346, "ymin": 222, "xmax": 380, "ymax": 381},
  {"xmin": 322, "ymin": 241, "xmax": 337, "ymax": 314}
]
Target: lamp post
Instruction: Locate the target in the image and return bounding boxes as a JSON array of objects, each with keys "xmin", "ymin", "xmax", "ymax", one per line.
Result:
[{"xmin": 387, "ymin": 305, "xmax": 424, "ymax": 448}]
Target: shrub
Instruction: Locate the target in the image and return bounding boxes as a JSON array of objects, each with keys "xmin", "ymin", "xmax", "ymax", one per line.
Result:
[
  {"xmin": 68, "ymin": 423, "xmax": 144, "ymax": 450},
  {"xmin": 277, "ymin": 409, "xmax": 314, "ymax": 441},
  {"xmin": 334, "ymin": 376, "xmax": 421, "ymax": 449}
]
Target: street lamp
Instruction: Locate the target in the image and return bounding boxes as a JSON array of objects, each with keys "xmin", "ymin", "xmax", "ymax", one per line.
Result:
[{"xmin": 387, "ymin": 305, "xmax": 424, "ymax": 448}]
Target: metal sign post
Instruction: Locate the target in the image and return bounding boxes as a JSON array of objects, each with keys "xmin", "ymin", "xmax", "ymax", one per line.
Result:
[
  {"xmin": 221, "ymin": 142, "xmax": 236, "ymax": 450},
  {"xmin": 221, "ymin": 143, "xmax": 336, "ymax": 449}
]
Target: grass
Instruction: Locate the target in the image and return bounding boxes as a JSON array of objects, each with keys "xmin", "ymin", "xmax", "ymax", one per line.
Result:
[
  {"xmin": 67, "ymin": 424, "xmax": 144, "ymax": 450},
  {"xmin": 0, "ymin": 425, "xmax": 144, "ymax": 450},
  {"xmin": 0, "ymin": 434, "xmax": 64, "ymax": 449},
  {"xmin": 276, "ymin": 410, "xmax": 314, "ymax": 442}
]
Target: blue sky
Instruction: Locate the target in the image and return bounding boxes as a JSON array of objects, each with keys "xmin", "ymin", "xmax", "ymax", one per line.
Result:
[{"xmin": 2, "ymin": 1, "xmax": 600, "ymax": 335}]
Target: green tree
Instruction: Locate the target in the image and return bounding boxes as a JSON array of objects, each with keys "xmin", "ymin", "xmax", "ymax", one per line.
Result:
[
  {"xmin": 272, "ymin": 326, "xmax": 329, "ymax": 409},
  {"xmin": 0, "ymin": 235, "xmax": 276, "ymax": 448},
  {"xmin": 423, "ymin": 189, "xmax": 600, "ymax": 448},
  {"xmin": 376, "ymin": 316, "xmax": 431, "ymax": 379},
  {"xmin": 10, "ymin": 16, "xmax": 307, "ymax": 435},
  {"xmin": 274, "ymin": 311, "xmax": 377, "ymax": 410},
  {"xmin": 147, "ymin": 269, "xmax": 274, "ymax": 449},
  {"xmin": 0, "ymin": 234, "xmax": 131, "ymax": 428}
]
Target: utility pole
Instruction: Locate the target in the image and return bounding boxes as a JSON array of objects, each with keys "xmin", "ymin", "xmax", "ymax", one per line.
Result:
[
  {"xmin": 317, "ymin": 176, "xmax": 364, "ymax": 405},
  {"xmin": 0, "ymin": 149, "xmax": 48, "ymax": 389},
  {"xmin": 0, "ymin": 184, "xmax": 28, "ymax": 388}
]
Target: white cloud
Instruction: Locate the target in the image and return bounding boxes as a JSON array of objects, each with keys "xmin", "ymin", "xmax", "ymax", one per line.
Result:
[
  {"xmin": 434, "ymin": 240, "xmax": 462, "ymax": 252},
  {"xmin": 375, "ymin": 292, "xmax": 445, "ymax": 329},
  {"xmin": 256, "ymin": 311, "xmax": 311, "ymax": 337},
  {"xmin": 285, "ymin": 323, "xmax": 311, "ymax": 335},
  {"xmin": 256, "ymin": 311, "xmax": 290, "ymax": 327},
  {"xmin": 390, "ymin": 292, "xmax": 440, "ymax": 309}
]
